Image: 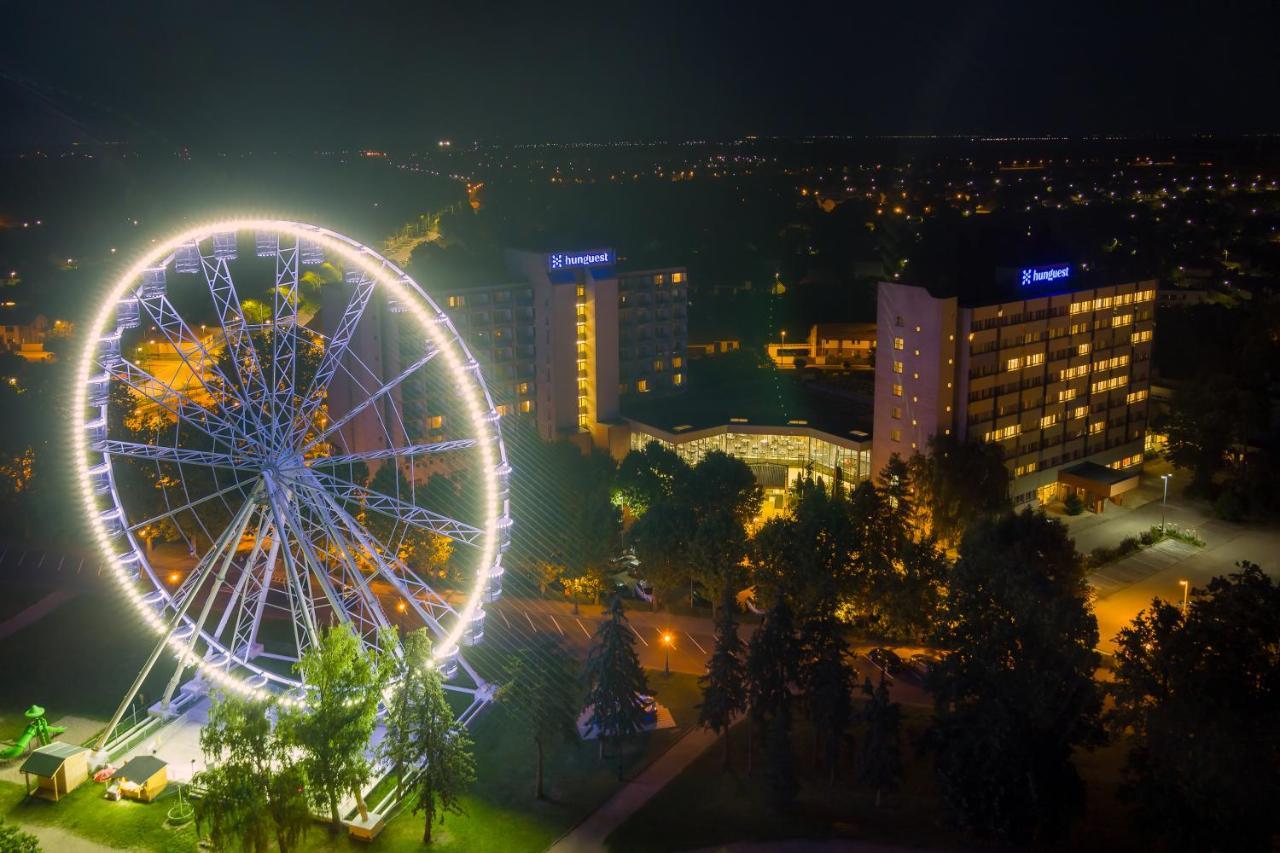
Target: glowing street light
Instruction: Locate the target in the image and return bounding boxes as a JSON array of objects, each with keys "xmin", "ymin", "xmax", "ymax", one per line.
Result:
[
  {"xmin": 662, "ymin": 631, "xmax": 674, "ymax": 678},
  {"xmin": 1161, "ymin": 473, "xmax": 1172, "ymax": 534},
  {"xmin": 1179, "ymin": 579, "xmax": 1189, "ymax": 613}
]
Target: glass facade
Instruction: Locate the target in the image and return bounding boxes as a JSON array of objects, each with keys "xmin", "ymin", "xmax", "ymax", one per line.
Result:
[{"xmin": 630, "ymin": 425, "xmax": 871, "ymax": 483}]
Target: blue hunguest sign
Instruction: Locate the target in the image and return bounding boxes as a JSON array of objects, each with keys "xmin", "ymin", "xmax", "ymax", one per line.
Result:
[
  {"xmin": 547, "ymin": 249, "xmax": 615, "ymax": 271},
  {"xmin": 1019, "ymin": 264, "xmax": 1071, "ymax": 286}
]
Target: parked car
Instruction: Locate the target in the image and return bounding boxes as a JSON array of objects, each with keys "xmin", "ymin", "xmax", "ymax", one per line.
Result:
[
  {"xmin": 908, "ymin": 653, "xmax": 941, "ymax": 680},
  {"xmin": 612, "ymin": 549, "xmax": 640, "ymax": 570},
  {"xmin": 634, "ymin": 580, "xmax": 654, "ymax": 603},
  {"xmin": 867, "ymin": 647, "xmax": 905, "ymax": 676}
]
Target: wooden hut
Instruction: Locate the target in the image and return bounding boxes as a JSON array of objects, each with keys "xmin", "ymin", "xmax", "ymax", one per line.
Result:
[
  {"xmin": 112, "ymin": 755, "xmax": 168, "ymax": 803},
  {"xmin": 20, "ymin": 742, "xmax": 89, "ymax": 802}
]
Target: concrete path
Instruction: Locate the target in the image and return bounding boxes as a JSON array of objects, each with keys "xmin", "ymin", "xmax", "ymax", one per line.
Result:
[
  {"xmin": 19, "ymin": 823, "xmax": 131, "ymax": 852},
  {"xmin": 547, "ymin": 725, "xmax": 721, "ymax": 853},
  {"xmin": 0, "ymin": 588, "xmax": 77, "ymax": 642}
]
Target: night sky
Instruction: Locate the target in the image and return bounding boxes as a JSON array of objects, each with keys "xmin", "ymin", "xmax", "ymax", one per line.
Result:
[{"xmin": 3, "ymin": 0, "xmax": 1277, "ymax": 148}]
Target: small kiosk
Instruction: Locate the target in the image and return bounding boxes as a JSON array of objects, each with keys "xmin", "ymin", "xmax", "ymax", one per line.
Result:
[
  {"xmin": 110, "ymin": 755, "xmax": 169, "ymax": 803},
  {"xmin": 20, "ymin": 742, "xmax": 90, "ymax": 802}
]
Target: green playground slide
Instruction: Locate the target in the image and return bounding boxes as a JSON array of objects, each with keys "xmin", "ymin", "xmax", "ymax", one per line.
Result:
[{"xmin": 0, "ymin": 706, "xmax": 66, "ymax": 759}]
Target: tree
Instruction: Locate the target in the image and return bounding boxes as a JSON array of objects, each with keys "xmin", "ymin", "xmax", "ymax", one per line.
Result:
[
  {"xmin": 858, "ymin": 675, "xmax": 902, "ymax": 808},
  {"xmin": 615, "ymin": 440, "xmax": 690, "ymax": 516},
  {"xmin": 583, "ymin": 597, "xmax": 651, "ymax": 764},
  {"xmin": 751, "ymin": 477, "xmax": 856, "ymax": 619},
  {"xmin": 688, "ymin": 450, "xmax": 763, "ymax": 525},
  {"xmin": 278, "ymin": 625, "xmax": 391, "ymax": 832},
  {"xmin": 1109, "ymin": 563, "xmax": 1280, "ymax": 851},
  {"xmin": 499, "ymin": 635, "xmax": 581, "ymax": 799},
  {"xmin": 0, "ymin": 819, "xmax": 38, "ymax": 853},
  {"xmin": 798, "ymin": 615, "xmax": 853, "ymax": 785},
  {"xmin": 698, "ymin": 588, "xmax": 747, "ymax": 767},
  {"xmin": 630, "ymin": 497, "xmax": 695, "ymax": 608},
  {"xmin": 381, "ymin": 630, "xmax": 476, "ymax": 844},
  {"xmin": 196, "ymin": 694, "xmax": 309, "ymax": 853},
  {"xmin": 909, "ymin": 435, "xmax": 1010, "ymax": 546},
  {"xmin": 1163, "ymin": 375, "xmax": 1243, "ymax": 495},
  {"xmin": 745, "ymin": 599, "xmax": 799, "ymax": 798},
  {"xmin": 928, "ymin": 509, "xmax": 1103, "ymax": 843},
  {"xmin": 688, "ymin": 504, "xmax": 747, "ymax": 615}
]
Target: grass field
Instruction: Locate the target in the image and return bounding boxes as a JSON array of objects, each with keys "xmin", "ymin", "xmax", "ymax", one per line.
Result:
[
  {"xmin": 606, "ymin": 700, "xmax": 1140, "ymax": 852},
  {"xmin": 0, "ymin": 669, "xmax": 702, "ymax": 852}
]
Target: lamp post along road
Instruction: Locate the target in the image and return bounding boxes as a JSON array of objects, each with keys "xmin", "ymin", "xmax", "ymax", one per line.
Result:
[{"xmin": 1161, "ymin": 473, "xmax": 1172, "ymax": 534}]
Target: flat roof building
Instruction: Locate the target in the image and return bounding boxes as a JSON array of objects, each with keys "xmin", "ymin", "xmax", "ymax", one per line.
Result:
[{"xmin": 872, "ymin": 265, "xmax": 1156, "ymax": 508}]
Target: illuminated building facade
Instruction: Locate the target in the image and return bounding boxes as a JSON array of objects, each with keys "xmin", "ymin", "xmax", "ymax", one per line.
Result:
[
  {"xmin": 872, "ymin": 267, "xmax": 1156, "ymax": 507},
  {"xmin": 766, "ymin": 322, "xmax": 876, "ymax": 371},
  {"xmin": 628, "ymin": 418, "xmax": 872, "ymax": 517},
  {"xmin": 434, "ymin": 250, "xmax": 687, "ymax": 445}
]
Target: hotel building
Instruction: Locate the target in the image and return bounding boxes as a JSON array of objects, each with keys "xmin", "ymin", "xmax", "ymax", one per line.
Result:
[
  {"xmin": 434, "ymin": 249, "xmax": 688, "ymax": 445},
  {"xmin": 871, "ymin": 268, "xmax": 1156, "ymax": 508}
]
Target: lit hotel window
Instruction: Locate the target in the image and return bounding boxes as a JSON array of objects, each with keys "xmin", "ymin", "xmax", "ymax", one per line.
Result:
[
  {"xmin": 1077, "ymin": 343, "xmax": 1091, "ymax": 356},
  {"xmin": 890, "ymin": 406, "xmax": 902, "ymax": 419},
  {"xmin": 637, "ymin": 379, "xmax": 649, "ymax": 393},
  {"xmin": 1007, "ymin": 357, "xmax": 1022, "ymax": 372},
  {"xmin": 890, "ymin": 428, "xmax": 902, "ymax": 442},
  {"xmin": 672, "ymin": 356, "xmax": 683, "ymax": 368},
  {"xmin": 671, "ymin": 272, "xmax": 685, "ymax": 283},
  {"xmin": 447, "ymin": 295, "xmax": 465, "ymax": 308},
  {"xmin": 893, "ymin": 337, "xmax": 904, "ymax": 351},
  {"xmin": 519, "ymin": 400, "xmax": 532, "ymax": 413},
  {"xmin": 429, "ymin": 415, "xmax": 444, "ymax": 429},
  {"xmin": 891, "ymin": 383, "xmax": 904, "ymax": 397},
  {"xmin": 495, "ymin": 404, "xmax": 510, "ymax": 417},
  {"xmin": 518, "ymin": 382, "xmax": 530, "ymax": 395},
  {"xmin": 893, "ymin": 360, "xmax": 904, "ymax": 374},
  {"xmin": 654, "ymin": 274, "xmax": 666, "ymax": 285},
  {"xmin": 673, "ymin": 373, "xmax": 683, "ymax": 386}
]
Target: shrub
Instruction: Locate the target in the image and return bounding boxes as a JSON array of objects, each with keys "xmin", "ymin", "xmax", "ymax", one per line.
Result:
[
  {"xmin": 1063, "ymin": 492, "xmax": 1085, "ymax": 515},
  {"xmin": 1213, "ymin": 489, "xmax": 1247, "ymax": 523}
]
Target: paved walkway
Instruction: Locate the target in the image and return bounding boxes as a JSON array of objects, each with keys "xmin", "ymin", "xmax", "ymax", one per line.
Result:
[
  {"xmin": 547, "ymin": 725, "xmax": 721, "ymax": 853},
  {"xmin": 0, "ymin": 588, "xmax": 77, "ymax": 643},
  {"xmin": 19, "ymin": 823, "xmax": 128, "ymax": 852}
]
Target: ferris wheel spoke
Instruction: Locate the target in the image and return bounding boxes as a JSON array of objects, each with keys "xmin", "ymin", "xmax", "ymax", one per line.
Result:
[
  {"xmin": 126, "ymin": 478, "xmax": 257, "ymax": 535},
  {"xmin": 200, "ymin": 252, "xmax": 274, "ymax": 439},
  {"xmin": 265, "ymin": 477, "xmax": 356, "ymax": 641},
  {"xmin": 210, "ymin": 508, "xmax": 272, "ymax": 647},
  {"xmin": 292, "ymin": 271, "xmax": 376, "ymax": 445},
  {"xmin": 293, "ymin": 490, "xmax": 394, "ymax": 645},
  {"xmin": 298, "ymin": 470, "xmax": 484, "ymax": 547},
  {"xmin": 303, "ymin": 484, "xmax": 457, "ymax": 636},
  {"xmin": 300, "ymin": 439, "xmax": 478, "ymax": 468},
  {"xmin": 98, "ymin": 439, "xmax": 260, "ymax": 472},
  {"xmin": 133, "ymin": 290, "xmax": 264, "ymax": 443},
  {"xmin": 270, "ymin": 239, "xmax": 301, "ymax": 445},
  {"xmin": 301, "ymin": 346, "xmax": 440, "ymax": 454},
  {"xmin": 113, "ymin": 359, "xmax": 254, "ymax": 451}
]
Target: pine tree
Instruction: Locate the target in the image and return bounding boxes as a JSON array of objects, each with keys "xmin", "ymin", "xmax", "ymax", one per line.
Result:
[
  {"xmin": 698, "ymin": 587, "xmax": 746, "ymax": 767},
  {"xmin": 745, "ymin": 599, "xmax": 798, "ymax": 778},
  {"xmin": 381, "ymin": 629, "xmax": 476, "ymax": 844},
  {"xmin": 763, "ymin": 707, "xmax": 798, "ymax": 809},
  {"xmin": 584, "ymin": 596, "xmax": 651, "ymax": 764},
  {"xmin": 799, "ymin": 615, "xmax": 853, "ymax": 785},
  {"xmin": 499, "ymin": 635, "xmax": 581, "ymax": 799},
  {"xmin": 858, "ymin": 675, "xmax": 902, "ymax": 807}
]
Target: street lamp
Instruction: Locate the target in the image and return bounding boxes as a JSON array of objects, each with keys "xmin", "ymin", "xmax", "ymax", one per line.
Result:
[
  {"xmin": 1160, "ymin": 473, "xmax": 1172, "ymax": 534},
  {"xmin": 661, "ymin": 632, "xmax": 674, "ymax": 678},
  {"xmin": 1179, "ymin": 579, "xmax": 1189, "ymax": 613}
]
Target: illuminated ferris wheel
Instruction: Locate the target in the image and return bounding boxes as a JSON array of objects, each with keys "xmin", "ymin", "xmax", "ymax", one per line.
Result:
[{"xmin": 74, "ymin": 220, "xmax": 509, "ymax": 734}]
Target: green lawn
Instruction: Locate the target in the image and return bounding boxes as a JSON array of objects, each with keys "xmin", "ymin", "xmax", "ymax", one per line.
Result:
[
  {"xmin": 606, "ymin": 701, "xmax": 1140, "ymax": 852},
  {"xmin": 0, "ymin": 778, "xmax": 197, "ymax": 853},
  {"xmin": 0, "ymin": 670, "xmax": 702, "ymax": 852}
]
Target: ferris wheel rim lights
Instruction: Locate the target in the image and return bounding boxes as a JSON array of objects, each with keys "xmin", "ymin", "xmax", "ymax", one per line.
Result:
[{"xmin": 73, "ymin": 218, "xmax": 505, "ymax": 704}]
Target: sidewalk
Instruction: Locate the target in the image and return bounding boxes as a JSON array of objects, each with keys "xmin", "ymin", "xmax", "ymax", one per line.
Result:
[{"xmin": 547, "ymin": 724, "xmax": 721, "ymax": 853}]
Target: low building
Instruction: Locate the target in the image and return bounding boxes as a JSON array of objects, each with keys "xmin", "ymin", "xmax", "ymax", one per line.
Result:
[
  {"xmin": 0, "ymin": 310, "xmax": 49, "ymax": 352},
  {"xmin": 687, "ymin": 339, "xmax": 741, "ymax": 359},
  {"xmin": 767, "ymin": 323, "xmax": 876, "ymax": 371},
  {"xmin": 111, "ymin": 755, "xmax": 168, "ymax": 802},
  {"xmin": 20, "ymin": 742, "xmax": 89, "ymax": 802}
]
